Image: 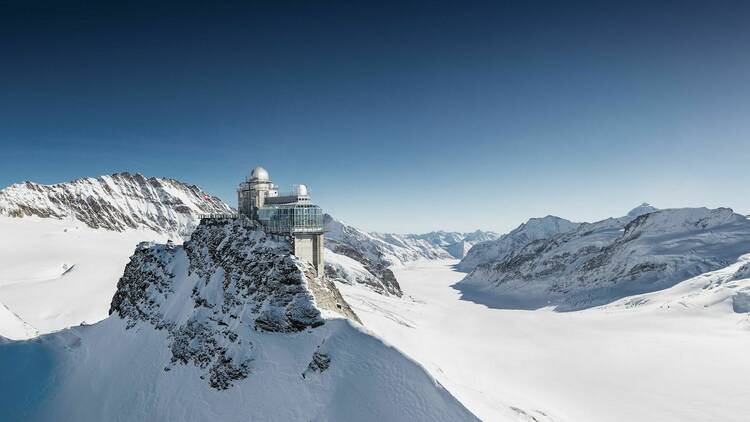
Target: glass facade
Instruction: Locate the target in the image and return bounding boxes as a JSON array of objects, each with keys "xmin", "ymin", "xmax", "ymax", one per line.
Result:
[{"xmin": 257, "ymin": 203, "xmax": 324, "ymax": 234}]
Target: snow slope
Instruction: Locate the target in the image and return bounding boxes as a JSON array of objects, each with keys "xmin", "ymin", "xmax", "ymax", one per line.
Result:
[
  {"xmin": 337, "ymin": 259, "xmax": 750, "ymax": 422},
  {"xmin": 457, "ymin": 207, "xmax": 750, "ymax": 310},
  {"xmin": 0, "ymin": 216, "xmax": 169, "ymax": 338},
  {"xmin": 0, "ymin": 301, "xmax": 37, "ymax": 340},
  {"xmin": 0, "ymin": 220, "xmax": 477, "ymax": 422}
]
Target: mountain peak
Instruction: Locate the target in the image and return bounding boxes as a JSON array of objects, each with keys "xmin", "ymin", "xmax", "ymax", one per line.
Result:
[{"xmin": 627, "ymin": 202, "xmax": 658, "ymax": 217}]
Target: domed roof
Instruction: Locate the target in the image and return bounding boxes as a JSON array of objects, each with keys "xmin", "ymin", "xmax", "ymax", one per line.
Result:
[
  {"xmin": 296, "ymin": 184, "xmax": 308, "ymax": 196},
  {"xmin": 250, "ymin": 166, "xmax": 270, "ymax": 181}
]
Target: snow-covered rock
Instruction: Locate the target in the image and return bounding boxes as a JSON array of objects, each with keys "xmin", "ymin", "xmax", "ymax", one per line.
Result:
[
  {"xmin": 457, "ymin": 207, "xmax": 750, "ymax": 311},
  {"xmin": 458, "ymin": 215, "xmax": 580, "ymax": 271},
  {"xmin": 324, "ymin": 215, "xmax": 417, "ymax": 297},
  {"xmin": 0, "ymin": 219, "xmax": 477, "ymax": 421},
  {"xmin": 0, "ymin": 172, "xmax": 232, "ymax": 238},
  {"xmin": 325, "ymin": 249, "xmax": 402, "ymax": 297},
  {"xmin": 626, "ymin": 202, "xmax": 659, "ymax": 217},
  {"xmin": 734, "ymin": 262, "xmax": 750, "ymax": 280}
]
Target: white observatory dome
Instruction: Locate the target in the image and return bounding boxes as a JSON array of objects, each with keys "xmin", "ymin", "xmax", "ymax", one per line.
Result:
[
  {"xmin": 250, "ymin": 166, "xmax": 270, "ymax": 181},
  {"xmin": 296, "ymin": 184, "xmax": 308, "ymax": 196}
]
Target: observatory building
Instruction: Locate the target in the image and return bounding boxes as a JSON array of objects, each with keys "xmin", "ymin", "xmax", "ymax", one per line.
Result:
[{"xmin": 238, "ymin": 166, "xmax": 325, "ymax": 274}]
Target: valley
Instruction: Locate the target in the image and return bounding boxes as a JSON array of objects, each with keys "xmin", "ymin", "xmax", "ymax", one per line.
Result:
[{"xmin": 339, "ymin": 260, "xmax": 750, "ymax": 422}]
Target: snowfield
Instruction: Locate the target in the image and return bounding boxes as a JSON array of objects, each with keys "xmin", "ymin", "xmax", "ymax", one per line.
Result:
[
  {"xmin": 0, "ymin": 216, "xmax": 169, "ymax": 338},
  {"xmin": 338, "ymin": 259, "xmax": 750, "ymax": 422}
]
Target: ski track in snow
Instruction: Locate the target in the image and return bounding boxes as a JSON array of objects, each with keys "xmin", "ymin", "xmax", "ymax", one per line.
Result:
[{"xmin": 338, "ymin": 259, "xmax": 750, "ymax": 422}]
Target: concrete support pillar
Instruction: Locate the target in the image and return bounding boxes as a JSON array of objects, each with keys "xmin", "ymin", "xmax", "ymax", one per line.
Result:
[{"xmin": 293, "ymin": 233, "xmax": 325, "ymax": 276}]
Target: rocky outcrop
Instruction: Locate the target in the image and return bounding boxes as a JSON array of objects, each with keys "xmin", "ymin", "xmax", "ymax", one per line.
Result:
[
  {"xmin": 0, "ymin": 172, "xmax": 232, "ymax": 237},
  {"xmin": 110, "ymin": 218, "xmax": 358, "ymax": 389}
]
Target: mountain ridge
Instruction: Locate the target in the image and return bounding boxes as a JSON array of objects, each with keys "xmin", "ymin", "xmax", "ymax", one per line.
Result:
[
  {"xmin": 0, "ymin": 172, "xmax": 232, "ymax": 238},
  {"xmin": 456, "ymin": 207, "xmax": 750, "ymax": 311}
]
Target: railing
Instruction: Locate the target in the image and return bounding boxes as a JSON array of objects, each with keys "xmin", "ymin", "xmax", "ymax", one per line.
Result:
[{"xmin": 199, "ymin": 213, "xmax": 239, "ymax": 220}]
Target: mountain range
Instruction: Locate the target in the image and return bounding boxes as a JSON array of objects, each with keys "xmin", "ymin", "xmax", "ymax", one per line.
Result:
[{"xmin": 455, "ymin": 204, "xmax": 750, "ymax": 311}]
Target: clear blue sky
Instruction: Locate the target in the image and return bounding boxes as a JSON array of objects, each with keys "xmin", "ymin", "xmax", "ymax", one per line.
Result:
[{"xmin": 1, "ymin": 1, "xmax": 749, "ymax": 233}]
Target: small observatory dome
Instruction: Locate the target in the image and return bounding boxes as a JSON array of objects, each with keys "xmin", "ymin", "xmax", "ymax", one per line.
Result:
[
  {"xmin": 250, "ymin": 166, "xmax": 270, "ymax": 181},
  {"xmin": 296, "ymin": 184, "xmax": 308, "ymax": 196}
]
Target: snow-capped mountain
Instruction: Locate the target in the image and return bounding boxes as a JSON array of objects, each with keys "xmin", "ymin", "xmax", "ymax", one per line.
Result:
[
  {"xmin": 325, "ymin": 215, "xmax": 446, "ymax": 268},
  {"xmin": 0, "ymin": 219, "xmax": 477, "ymax": 422},
  {"xmin": 457, "ymin": 215, "xmax": 581, "ymax": 272},
  {"xmin": 371, "ymin": 230, "xmax": 500, "ymax": 259},
  {"xmin": 0, "ymin": 172, "xmax": 232, "ymax": 238},
  {"xmin": 627, "ymin": 202, "xmax": 658, "ymax": 217},
  {"xmin": 456, "ymin": 207, "xmax": 750, "ymax": 311}
]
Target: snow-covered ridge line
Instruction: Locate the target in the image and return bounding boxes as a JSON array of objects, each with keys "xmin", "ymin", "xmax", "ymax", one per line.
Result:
[
  {"xmin": 370, "ymin": 229, "xmax": 500, "ymax": 260},
  {"xmin": 0, "ymin": 172, "xmax": 232, "ymax": 238},
  {"xmin": 458, "ymin": 215, "xmax": 582, "ymax": 271},
  {"xmin": 457, "ymin": 206, "xmax": 750, "ymax": 311}
]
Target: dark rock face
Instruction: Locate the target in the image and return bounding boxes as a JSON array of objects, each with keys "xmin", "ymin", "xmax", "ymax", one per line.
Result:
[
  {"xmin": 109, "ymin": 219, "xmax": 345, "ymax": 389},
  {"xmin": 307, "ymin": 351, "xmax": 331, "ymax": 373},
  {"xmin": 734, "ymin": 263, "xmax": 750, "ymax": 280},
  {"xmin": 0, "ymin": 172, "xmax": 233, "ymax": 237},
  {"xmin": 109, "ymin": 244, "xmax": 176, "ymax": 330},
  {"xmin": 183, "ymin": 219, "xmax": 324, "ymax": 333}
]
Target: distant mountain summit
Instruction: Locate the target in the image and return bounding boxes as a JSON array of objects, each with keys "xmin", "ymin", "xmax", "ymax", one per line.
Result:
[
  {"xmin": 627, "ymin": 202, "xmax": 658, "ymax": 217},
  {"xmin": 374, "ymin": 229, "xmax": 501, "ymax": 259},
  {"xmin": 458, "ymin": 215, "xmax": 580, "ymax": 271},
  {"xmin": 0, "ymin": 172, "xmax": 232, "ymax": 238}
]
